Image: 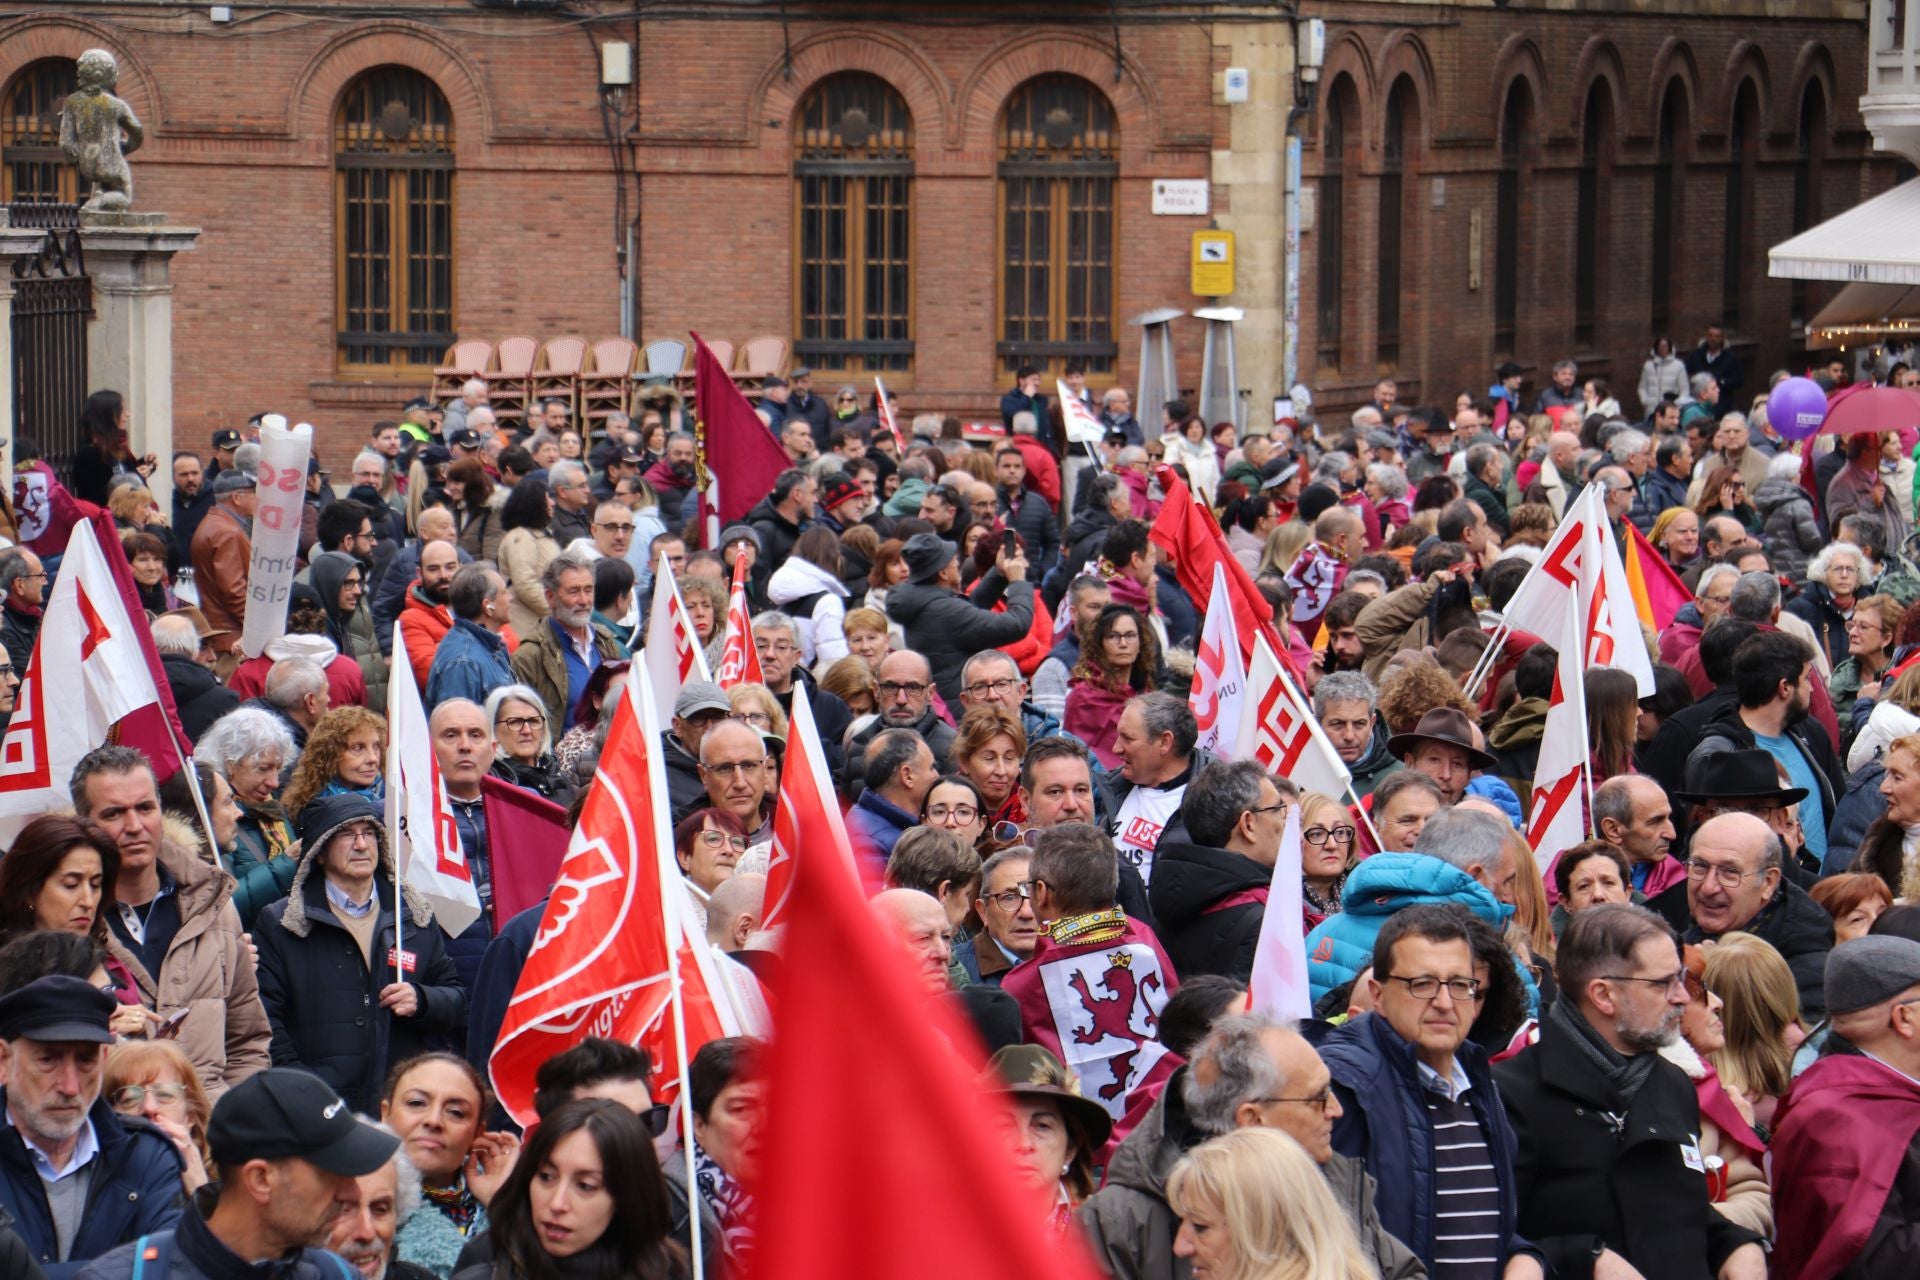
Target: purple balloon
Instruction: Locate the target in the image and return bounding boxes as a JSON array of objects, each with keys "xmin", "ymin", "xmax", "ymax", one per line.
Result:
[{"xmin": 1770, "ymin": 376, "xmax": 1827, "ymax": 441}]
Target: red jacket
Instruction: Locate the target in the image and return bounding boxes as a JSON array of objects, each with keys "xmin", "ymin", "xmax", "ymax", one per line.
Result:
[
  {"xmin": 397, "ymin": 583, "xmax": 454, "ymax": 690},
  {"xmin": 1010, "ymin": 435, "xmax": 1061, "ymax": 509}
]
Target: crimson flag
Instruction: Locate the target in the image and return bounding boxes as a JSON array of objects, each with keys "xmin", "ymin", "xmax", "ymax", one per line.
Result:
[
  {"xmin": 480, "ymin": 775, "xmax": 571, "ymax": 924},
  {"xmin": 692, "ymin": 330, "xmax": 791, "ymax": 527},
  {"xmin": 13, "ymin": 462, "xmax": 98, "ymax": 560},
  {"xmin": 1149, "ymin": 467, "xmax": 1289, "ymax": 672},
  {"xmin": 762, "ymin": 684, "xmax": 862, "ymax": 932},
  {"xmin": 715, "ymin": 555, "xmax": 763, "ymax": 688},
  {"xmin": 744, "ymin": 743, "xmax": 1108, "ymax": 1280}
]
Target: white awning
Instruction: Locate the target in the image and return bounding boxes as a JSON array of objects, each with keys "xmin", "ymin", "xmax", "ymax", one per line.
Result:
[
  {"xmin": 1806, "ymin": 282, "xmax": 1920, "ymax": 347},
  {"xmin": 1769, "ymin": 179, "xmax": 1920, "ymax": 286}
]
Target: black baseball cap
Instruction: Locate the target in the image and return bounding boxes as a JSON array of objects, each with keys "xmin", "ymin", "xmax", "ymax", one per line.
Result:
[
  {"xmin": 208, "ymin": 1069, "xmax": 398, "ymax": 1175},
  {"xmin": 448, "ymin": 427, "xmax": 484, "ymax": 450},
  {"xmin": 211, "ymin": 429, "xmax": 242, "ymax": 451},
  {"xmin": 0, "ymin": 976, "xmax": 115, "ymax": 1043}
]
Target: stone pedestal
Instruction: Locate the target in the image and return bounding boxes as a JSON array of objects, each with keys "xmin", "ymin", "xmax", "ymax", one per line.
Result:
[
  {"xmin": 0, "ymin": 212, "xmax": 54, "ymax": 493},
  {"xmin": 80, "ymin": 210, "xmax": 200, "ymax": 512}
]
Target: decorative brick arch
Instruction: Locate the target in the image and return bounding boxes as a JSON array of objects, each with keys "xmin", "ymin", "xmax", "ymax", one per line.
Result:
[
  {"xmin": 1486, "ymin": 35, "xmax": 1549, "ymax": 146},
  {"xmin": 288, "ymin": 23, "xmax": 488, "ymax": 162},
  {"xmin": 1314, "ymin": 32, "xmax": 1376, "ymax": 157},
  {"xmin": 0, "ymin": 16, "xmax": 163, "ymax": 129},
  {"xmin": 1787, "ymin": 41, "xmax": 1839, "ymax": 139},
  {"xmin": 955, "ymin": 32, "xmax": 1158, "ymax": 156},
  {"xmin": 1647, "ymin": 39, "xmax": 1701, "ymax": 138},
  {"xmin": 1719, "ymin": 41, "xmax": 1773, "ymax": 139},
  {"xmin": 1375, "ymin": 31, "xmax": 1436, "ymax": 155},
  {"xmin": 755, "ymin": 30, "xmax": 949, "ymax": 154},
  {"xmin": 1570, "ymin": 38, "xmax": 1629, "ymax": 142}
]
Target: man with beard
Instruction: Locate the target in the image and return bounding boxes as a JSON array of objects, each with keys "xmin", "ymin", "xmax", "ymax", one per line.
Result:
[
  {"xmin": 643, "ymin": 433, "xmax": 698, "ymax": 525},
  {"xmin": 326, "ymin": 1136, "xmax": 431, "ymax": 1280},
  {"xmin": 79, "ymin": 1069, "xmax": 400, "ymax": 1280},
  {"xmin": 1495, "ymin": 905, "xmax": 1766, "ymax": 1280},
  {"xmin": 172, "ymin": 450, "xmax": 215, "ymax": 554},
  {"xmin": 1686, "ymin": 631, "xmax": 1841, "ymax": 873},
  {"xmin": 510, "ymin": 550, "xmax": 625, "ymax": 735},
  {"xmin": 844, "ymin": 649, "xmax": 956, "ymax": 790},
  {"xmin": 1313, "ymin": 671, "xmax": 1400, "ymax": 799},
  {"xmin": 397, "ymin": 539, "xmax": 461, "ymax": 691}
]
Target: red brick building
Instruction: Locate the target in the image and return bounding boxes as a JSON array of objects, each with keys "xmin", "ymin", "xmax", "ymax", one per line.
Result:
[{"xmin": 1297, "ymin": 0, "xmax": 1896, "ymax": 418}]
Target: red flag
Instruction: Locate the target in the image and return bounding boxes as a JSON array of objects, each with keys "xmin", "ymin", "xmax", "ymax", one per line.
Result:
[
  {"xmin": 715, "ymin": 555, "xmax": 763, "ymax": 688},
  {"xmin": 763, "ymin": 685, "xmax": 862, "ymax": 932},
  {"xmin": 1622, "ymin": 519, "xmax": 1692, "ymax": 634},
  {"xmin": 489, "ymin": 678, "xmax": 735, "ymax": 1124},
  {"xmin": 745, "ymin": 739, "xmax": 1107, "ymax": 1280},
  {"xmin": 692, "ymin": 330, "xmax": 792, "ymax": 527},
  {"xmin": 1148, "ymin": 467, "xmax": 1290, "ymax": 672},
  {"xmin": 479, "ymin": 775, "xmax": 571, "ymax": 923},
  {"xmin": 85, "ymin": 512, "xmax": 188, "ymax": 778}
]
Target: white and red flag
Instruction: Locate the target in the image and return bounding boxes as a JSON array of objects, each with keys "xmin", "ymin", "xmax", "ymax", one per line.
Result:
[
  {"xmin": 0, "ymin": 517, "xmax": 173, "ymax": 829},
  {"xmin": 386, "ymin": 637, "xmax": 482, "ymax": 937},
  {"xmin": 1500, "ymin": 483, "xmax": 1654, "ymax": 695},
  {"xmin": 1524, "ymin": 589, "xmax": 1592, "ymax": 866},
  {"xmin": 642, "ymin": 548, "xmax": 713, "ymax": 718},
  {"xmin": 763, "ymin": 687, "xmax": 865, "ymax": 933},
  {"xmin": 1235, "ymin": 633, "xmax": 1352, "ymax": 799},
  {"xmin": 1190, "ymin": 563, "xmax": 1250, "ymax": 758},
  {"xmin": 490, "ymin": 675, "xmax": 737, "ymax": 1124},
  {"xmin": 1248, "ymin": 805, "xmax": 1310, "ymax": 1019},
  {"xmin": 874, "ymin": 376, "xmax": 907, "ymax": 454},
  {"xmin": 714, "ymin": 555, "xmax": 763, "ymax": 689},
  {"xmin": 1057, "ymin": 380, "xmax": 1106, "ymax": 445}
]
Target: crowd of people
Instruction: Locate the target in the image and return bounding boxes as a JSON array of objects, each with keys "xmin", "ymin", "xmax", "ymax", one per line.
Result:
[{"xmin": 1, "ymin": 339, "xmax": 1919, "ymax": 1280}]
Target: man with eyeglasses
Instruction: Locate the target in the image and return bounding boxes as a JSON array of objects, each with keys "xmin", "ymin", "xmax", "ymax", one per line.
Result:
[
  {"xmin": 845, "ymin": 649, "xmax": 955, "ymax": 793},
  {"xmin": 1496, "ymin": 904, "xmax": 1765, "ymax": 1280},
  {"xmin": 959, "ymin": 649, "xmax": 1068, "ymax": 746},
  {"xmin": 1085, "ymin": 1012, "xmax": 1422, "ymax": 1280},
  {"xmin": 0, "ymin": 546, "xmax": 47, "ymax": 676},
  {"xmin": 748, "ymin": 611, "xmax": 852, "ymax": 777},
  {"xmin": 968, "ymin": 849, "xmax": 1039, "ymax": 988},
  {"xmin": 1680, "ymin": 811, "xmax": 1833, "ymax": 1017},
  {"xmin": 0, "ymin": 650, "xmax": 20, "ymax": 735},
  {"xmin": 695, "ymin": 720, "xmax": 772, "ymax": 842},
  {"xmin": 1149, "ymin": 761, "xmax": 1290, "ymax": 983},
  {"xmin": 1321, "ymin": 905, "xmax": 1544, "ymax": 1280}
]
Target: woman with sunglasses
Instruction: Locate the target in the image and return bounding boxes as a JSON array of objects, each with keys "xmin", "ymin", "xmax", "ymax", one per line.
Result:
[
  {"xmin": 105, "ymin": 1039, "xmax": 213, "ymax": 1193},
  {"xmin": 1692, "ymin": 464, "xmax": 1759, "ymax": 535},
  {"xmin": 673, "ymin": 808, "xmax": 747, "ymax": 933}
]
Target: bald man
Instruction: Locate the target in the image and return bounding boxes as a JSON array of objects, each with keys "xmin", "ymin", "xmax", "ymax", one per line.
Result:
[
  {"xmin": 1684, "ymin": 811, "xmax": 1834, "ymax": 1016},
  {"xmin": 872, "ymin": 888, "xmax": 955, "ymax": 995},
  {"xmin": 696, "ymin": 719, "xmax": 771, "ymax": 838}
]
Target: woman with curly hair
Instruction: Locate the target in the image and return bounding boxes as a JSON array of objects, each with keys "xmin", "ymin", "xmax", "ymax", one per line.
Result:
[
  {"xmin": 1064, "ymin": 603, "xmax": 1158, "ymax": 768},
  {"xmin": 281, "ymin": 706, "xmax": 387, "ymax": 820},
  {"xmin": 1375, "ymin": 660, "xmax": 1476, "ymax": 736}
]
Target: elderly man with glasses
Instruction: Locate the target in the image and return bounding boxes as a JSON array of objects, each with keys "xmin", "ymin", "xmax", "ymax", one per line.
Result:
[
  {"xmin": 1680, "ymin": 810, "xmax": 1834, "ymax": 1017},
  {"xmin": 843, "ymin": 649, "xmax": 956, "ymax": 794}
]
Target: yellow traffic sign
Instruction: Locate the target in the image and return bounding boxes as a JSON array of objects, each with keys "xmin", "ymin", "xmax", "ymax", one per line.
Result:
[{"xmin": 1191, "ymin": 230, "xmax": 1234, "ymax": 296}]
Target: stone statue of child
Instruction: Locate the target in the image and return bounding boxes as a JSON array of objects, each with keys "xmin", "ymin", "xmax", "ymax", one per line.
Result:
[{"xmin": 59, "ymin": 48, "xmax": 144, "ymax": 212}]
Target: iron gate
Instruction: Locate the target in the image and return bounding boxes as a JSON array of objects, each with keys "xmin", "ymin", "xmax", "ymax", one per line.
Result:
[{"xmin": 8, "ymin": 201, "xmax": 90, "ymax": 478}]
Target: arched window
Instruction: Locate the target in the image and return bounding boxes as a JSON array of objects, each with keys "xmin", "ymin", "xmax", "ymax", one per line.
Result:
[
  {"xmin": 2, "ymin": 59, "xmax": 78, "ymax": 204},
  {"xmin": 1723, "ymin": 81, "xmax": 1759, "ymax": 331},
  {"xmin": 1792, "ymin": 82, "xmax": 1827, "ymax": 330},
  {"xmin": 1651, "ymin": 80, "xmax": 1688, "ymax": 336},
  {"xmin": 335, "ymin": 66, "xmax": 454, "ymax": 373},
  {"xmin": 1575, "ymin": 82, "xmax": 1614, "ymax": 347},
  {"xmin": 1316, "ymin": 78, "xmax": 1356, "ymax": 372},
  {"xmin": 1378, "ymin": 78, "xmax": 1414, "ymax": 368},
  {"xmin": 1495, "ymin": 81, "xmax": 1531, "ymax": 357},
  {"xmin": 794, "ymin": 74, "xmax": 913, "ymax": 380},
  {"xmin": 998, "ymin": 75, "xmax": 1118, "ymax": 378}
]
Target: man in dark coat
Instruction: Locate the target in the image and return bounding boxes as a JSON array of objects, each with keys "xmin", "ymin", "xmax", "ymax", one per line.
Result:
[
  {"xmin": 1495, "ymin": 904, "xmax": 1765, "ymax": 1280},
  {"xmin": 884, "ymin": 533, "xmax": 1037, "ymax": 705},
  {"xmin": 994, "ymin": 445, "xmax": 1060, "ymax": 581},
  {"xmin": 743, "ymin": 470, "xmax": 815, "ymax": 599},
  {"xmin": 1681, "ymin": 811, "xmax": 1835, "ymax": 1017},
  {"xmin": 1149, "ymin": 761, "xmax": 1286, "ymax": 982},
  {"xmin": 663, "ymin": 681, "xmax": 732, "ymax": 817},
  {"xmin": 0, "ymin": 548, "xmax": 44, "ymax": 677},
  {"xmin": 152, "ymin": 613, "xmax": 239, "ymax": 745},
  {"xmin": 0, "ymin": 977, "xmax": 183, "ymax": 1270},
  {"xmin": 844, "ymin": 651, "xmax": 957, "ymax": 796},
  {"xmin": 251, "ymin": 794, "xmax": 466, "ymax": 1115}
]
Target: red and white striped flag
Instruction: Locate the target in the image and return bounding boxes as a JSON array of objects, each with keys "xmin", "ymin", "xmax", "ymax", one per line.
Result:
[
  {"xmin": 1191, "ymin": 562, "xmax": 1249, "ymax": 758},
  {"xmin": 714, "ymin": 554, "xmax": 763, "ymax": 689},
  {"xmin": 1500, "ymin": 483, "xmax": 1654, "ymax": 695},
  {"xmin": 1235, "ymin": 633, "xmax": 1352, "ymax": 798},
  {"xmin": 642, "ymin": 549, "xmax": 713, "ymax": 719},
  {"xmin": 1525, "ymin": 589, "xmax": 1592, "ymax": 866},
  {"xmin": 386, "ymin": 635, "xmax": 482, "ymax": 937},
  {"xmin": 1248, "ymin": 805, "xmax": 1310, "ymax": 1019}
]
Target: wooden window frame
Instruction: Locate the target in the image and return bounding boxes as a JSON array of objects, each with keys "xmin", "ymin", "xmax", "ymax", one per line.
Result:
[
  {"xmin": 792, "ymin": 74, "xmax": 915, "ymax": 386},
  {"xmin": 334, "ymin": 66, "xmax": 456, "ymax": 379},
  {"xmin": 2, "ymin": 59, "xmax": 78, "ymax": 206},
  {"xmin": 996, "ymin": 74, "xmax": 1120, "ymax": 384}
]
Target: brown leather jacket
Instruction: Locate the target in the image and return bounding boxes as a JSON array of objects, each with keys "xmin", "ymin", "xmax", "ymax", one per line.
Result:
[{"xmin": 190, "ymin": 501, "xmax": 252, "ymax": 636}]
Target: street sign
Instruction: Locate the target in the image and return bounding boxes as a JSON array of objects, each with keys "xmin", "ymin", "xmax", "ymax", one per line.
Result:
[
  {"xmin": 1153, "ymin": 179, "xmax": 1209, "ymax": 216},
  {"xmin": 1191, "ymin": 230, "xmax": 1235, "ymax": 296}
]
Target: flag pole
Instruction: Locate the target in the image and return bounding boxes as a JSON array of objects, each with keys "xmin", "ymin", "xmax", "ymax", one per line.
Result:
[
  {"xmin": 1460, "ymin": 617, "xmax": 1512, "ymax": 702},
  {"xmin": 1346, "ymin": 783, "xmax": 1386, "ymax": 852},
  {"xmin": 156, "ymin": 710, "xmax": 220, "ymax": 861}
]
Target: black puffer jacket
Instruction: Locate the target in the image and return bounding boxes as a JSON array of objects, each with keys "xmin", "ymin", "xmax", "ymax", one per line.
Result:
[
  {"xmin": 252, "ymin": 793, "xmax": 467, "ymax": 1113},
  {"xmin": 1148, "ymin": 840, "xmax": 1269, "ymax": 981},
  {"xmin": 160, "ymin": 653, "xmax": 240, "ymax": 745},
  {"xmin": 1784, "ymin": 580, "xmax": 1851, "ymax": 672},
  {"xmin": 885, "ymin": 571, "xmax": 1038, "ymax": 704},
  {"xmin": 1684, "ymin": 877, "xmax": 1836, "ymax": 1018}
]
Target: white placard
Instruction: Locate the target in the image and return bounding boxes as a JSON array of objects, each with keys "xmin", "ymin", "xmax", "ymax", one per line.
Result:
[
  {"xmin": 239, "ymin": 417, "xmax": 314, "ymax": 659},
  {"xmin": 1152, "ymin": 178, "xmax": 1209, "ymax": 216}
]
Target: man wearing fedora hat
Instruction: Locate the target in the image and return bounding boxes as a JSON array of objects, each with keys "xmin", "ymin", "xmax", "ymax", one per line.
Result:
[
  {"xmin": 885, "ymin": 532, "xmax": 1035, "ymax": 705},
  {"xmin": 1388, "ymin": 707, "xmax": 1496, "ymax": 807}
]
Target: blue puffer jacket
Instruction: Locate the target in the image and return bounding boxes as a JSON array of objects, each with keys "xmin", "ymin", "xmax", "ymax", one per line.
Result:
[
  {"xmin": 0, "ymin": 1093, "xmax": 182, "ymax": 1274},
  {"xmin": 1304, "ymin": 854, "xmax": 1514, "ymax": 1005},
  {"xmin": 1318, "ymin": 1012, "xmax": 1533, "ymax": 1274}
]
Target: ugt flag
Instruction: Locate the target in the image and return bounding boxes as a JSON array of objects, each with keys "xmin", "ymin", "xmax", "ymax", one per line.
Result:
[{"xmin": 1190, "ymin": 562, "xmax": 1249, "ymax": 758}]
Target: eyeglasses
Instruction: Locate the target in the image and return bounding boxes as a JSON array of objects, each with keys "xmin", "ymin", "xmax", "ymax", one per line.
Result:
[
  {"xmin": 111, "ymin": 1083, "xmax": 186, "ymax": 1111},
  {"xmin": 756, "ymin": 640, "xmax": 797, "ymax": 656},
  {"xmin": 1601, "ymin": 970, "xmax": 1688, "ymax": 993},
  {"xmin": 700, "ymin": 760, "xmax": 767, "ymax": 779},
  {"xmin": 992, "ymin": 820, "xmax": 1024, "ymax": 845},
  {"xmin": 1685, "ymin": 858, "xmax": 1755, "ymax": 888},
  {"xmin": 697, "ymin": 830, "xmax": 749, "ymax": 853},
  {"xmin": 499, "ymin": 716, "xmax": 544, "ymax": 733},
  {"xmin": 1106, "ymin": 631, "xmax": 1141, "ymax": 646},
  {"xmin": 964, "ymin": 678, "xmax": 1021, "ymax": 699},
  {"xmin": 595, "ymin": 521, "xmax": 635, "ymax": 533},
  {"xmin": 1304, "ymin": 824, "xmax": 1356, "ymax": 845},
  {"xmin": 1382, "ymin": 975, "xmax": 1482, "ymax": 1002},
  {"xmin": 982, "ymin": 883, "xmax": 1032, "ymax": 912},
  {"xmin": 1252, "ymin": 1087, "xmax": 1335, "ymax": 1114},
  {"xmin": 877, "ymin": 681, "xmax": 930, "ymax": 698},
  {"xmin": 927, "ymin": 804, "xmax": 979, "ymax": 824},
  {"xmin": 732, "ymin": 711, "xmax": 772, "ymax": 729}
]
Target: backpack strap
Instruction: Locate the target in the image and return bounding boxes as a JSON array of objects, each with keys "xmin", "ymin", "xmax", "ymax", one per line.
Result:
[
  {"xmin": 1202, "ymin": 888, "xmax": 1270, "ymax": 916},
  {"xmin": 131, "ymin": 1233, "xmax": 173, "ymax": 1280}
]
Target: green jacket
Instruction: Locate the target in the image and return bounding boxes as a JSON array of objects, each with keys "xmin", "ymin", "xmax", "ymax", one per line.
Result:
[{"xmin": 510, "ymin": 616, "xmax": 627, "ymax": 738}]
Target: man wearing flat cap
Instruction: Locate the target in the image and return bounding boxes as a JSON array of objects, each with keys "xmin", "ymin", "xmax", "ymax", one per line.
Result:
[
  {"xmin": 1770, "ymin": 936, "xmax": 1920, "ymax": 1280},
  {"xmin": 0, "ymin": 976, "xmax": 184, "ymax": 1268},
  {"xmin": 191, "ymin": 466, "xmax": 257, "ymax": 641},
  {"xmin": 77, "ymin": 1069, "xmax": 399, "ymax": 1280}
]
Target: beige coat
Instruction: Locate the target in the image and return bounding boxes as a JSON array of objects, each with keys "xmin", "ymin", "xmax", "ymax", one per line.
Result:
[
  {"xmin": 104, "ymin": 820, "xmax": 272, "ymax": 1100},
  {"xmin": 1658, "ymin": 1038, "xmax": 1773, "ymax": 1239},
  {"xmin": 498, "ymin": 525, "xmax": 561, "ymax": 639}
]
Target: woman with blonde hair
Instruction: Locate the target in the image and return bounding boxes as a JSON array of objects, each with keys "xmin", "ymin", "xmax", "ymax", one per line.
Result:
[
  {"xmin": 105, "ymin": 1039, "xmax": 213, "ymax": 1193},
  {"xmin": 1166, "ymin": 1128, "xmax": 1377, "ymax": 1280},
  {"xmin": 1298, "ymin": 792, "xmax": 1356, "ymax": 929},
  {"xmin": 280, "ymin": 705, "xmax": 387, "ymax": 819},
  {"xmin": 728, "ymin": 682, "xmax": 788, "ymax": 740},
  {"xmin": 1704, "ymin": 932, "xmax": 1806, "ymax": 1131},
  {"xmin": 1258, "ymin": 522, "xmax": 1312, "ymax": 577},
  {"xmin": 818, "ymin": 654, "xmax": 877, "ymax": 718},
  {"xmin": 1661, "ymin": 945, "xmax": 1773, "ymax": 1237}
]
